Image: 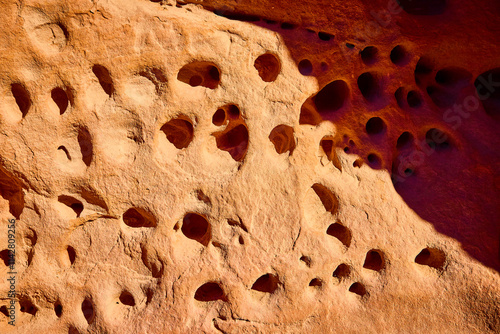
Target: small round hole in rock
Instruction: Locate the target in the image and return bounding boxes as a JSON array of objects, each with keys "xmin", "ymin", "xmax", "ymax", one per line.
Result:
[
  {"xmin": 19, "ymin": 296, "xmax": 37, "ymax": 315},
  {"xmin": 0, "ymin": 249, "xmax": 12, "ymax": 266},
  {"xmin": 254, "ymin": 53, "xmax": 281, "ymax": 82},
  {"xmin": 251, "ymin": 273, "xmax": 279, "ymax": 293},
  {"xmin": 227, "ymin": 105, "xmax": 240, "ymax": 119},
  {"xmin": 214, "ymin": 123, "xmax": 249, "ymax": 161},
  {"xmin": 54, "ymin": 302, "xmax": 63, "ymax": 317},
  {"xmin": 415, "ymin": 247, "xmax": 446, "ymax": 270},
  {"xmin": 407, "ymin": 90, "xmax": 423, "ymax": 108},
  {"xmin": 318, "ymin": 32, "xmax": 333, "ymax": 41},
  {"xmin": 298, "ymin": 59, "xmax": 313, "ymax": 75},
  {"xmin": 415, "ymin": 56, "xmax": 434, "ymax": 75},
  {"xmin": 390, "ymin": 45, "xmax": 408, "ymax": 65},
  {"xmin": 404, "ymin": 168, "xmax": 414, "ymax": 176},
  {"xmin": 300, "ymin": 256, "xmax": 311, "ymax": 267},
  {"xmin": 327, "ymin": 223, "xmax": 351, "ymax": 247},
  {"xmin": 280, "ymin": 22, "xmax": 295, "ymax": 29},
  {"xmin": 332, "ymin": 263, "xmax": 351, "ymax": 281},
  {"xmin": 309, "ymin": 278, "xmax": 322, "ymax": 287},
  {"xmin": 81, "ymin": 298, "xmax": 94, "ymax": 324},
  {"xmin": 67, "ymin": 246, "xmax": 76, "ymax": 265},
  {"xmin": 435, "ymin": 67, "xmax": 471, "ymax": 87},
  {"xmin": 177, "ymin": 61, "xmax": 221, "ymax": 89},
  {"xmin": 312, "ymin": 183, "xmax": 339, "ymax": 214},
  {"xmin": 189, "ymin": 75, "xmax": 202, "ymax": 86},
  {"xmin": 425, "ymin": 128, "xmax": 451, "ymax": 151},
  {"xmin": 349, "ymin": 282, "xmax": 367, "ymax": 296},
  {"xmin": 182, "ymin": 213, "xmax": 210, "ymax": 246},
  {"xmin": 398, "ymin": 0, "xmax": 446, "ymax": 15},
  {"xmin": 119, "ymin": 291, "xmax": 135, "ymax": 306},
  {"xmin": 269, "ymin": 125, "xmax": 295, "ymax": 155},
  {"xmin": 212, "ymin": 109, "xmax": 226, "ymax": 126},
  {"xmin": 52, "ymin": 87, "xmax": 70, "ymax": 114},
  {"xmin": 161, "ymin": 118, "xmax": 194, "ymax": 149},
  {"xmin": 395, "ymin": 87, "xmax": 406, "ymax": 107},
  {"xmin": 367, "ymin": 153, "xmax": 382, "ymax": 169},
  {"xmin": 365, "ymin": 117, "xmax": 386, "ymax": 135},
  {"xmin": 314, "ymin": 80, "xmax": 350, "ymax": 114},
  {"xmin": 353, "ymin": 159, "xmax": 363, "ymax": 168},
  {"xmin": 194, "ymin": 282, "xmax": 225, "ymax": 302},
  {"xmin": 11, "ymin": 83, "xmax": 31, "ymax": 117},
  {"xmin": 363, "ymin": 249, "xmax": 386, "ymax": 271},
  {"xmin": 360, "ymin": 46, "xmax": 378, "ymax": 64},
  {"xmin": 397, "ymin": 132, "xmax": 414, "ymax": 150},
  {"xmin": 0, "ymin": 306, "xmax": 8, "ymax": 317},
  {"xmin": 475, "ymin": 68, "xmax": 500, "ymax": 118},
  {"xmin": 92, "ymin": 64, "xmax": 114, "ymax": 96},
  {"xmin": 357, "ymin": 72, "xmax": 380, "ymax": 101},
  {"xmin": 123, "ymin": 208, "xmax": 156, "ymax": 228}
]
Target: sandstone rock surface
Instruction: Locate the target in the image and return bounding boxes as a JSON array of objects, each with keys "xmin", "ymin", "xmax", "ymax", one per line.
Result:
[{"xmin": 0, "ymin": 0, "xmax": 499, "ymax": 333}]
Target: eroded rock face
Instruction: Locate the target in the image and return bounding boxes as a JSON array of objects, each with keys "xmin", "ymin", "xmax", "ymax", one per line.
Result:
[{"xmin": 0, "ymin": 0, "xmax": 499, "ymax": 333}]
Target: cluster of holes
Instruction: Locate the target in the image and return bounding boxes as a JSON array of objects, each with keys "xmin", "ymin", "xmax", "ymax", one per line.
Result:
[
  {"xmin": 212, "ymin": 104, "xmax": 239, "ymax": 126},
  {"xmin": 414, "ymin": 56, "xmax": 474, "ymax": 110},
  {"xmin": 194, "ymin": 273, "xmax": 280, "ymax": 303},
  {"xmin": 212, "ymin": 105, "xmax": 249, "ymax": 161},
  {"xmin": 177, "ymin": 61, "xmax": 221, "ymax": 89}
]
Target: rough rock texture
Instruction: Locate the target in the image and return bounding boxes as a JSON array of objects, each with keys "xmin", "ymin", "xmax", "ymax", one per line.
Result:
[{"xmin": 0, "ymin": 0, "xmax": 499, "ymax": 333}]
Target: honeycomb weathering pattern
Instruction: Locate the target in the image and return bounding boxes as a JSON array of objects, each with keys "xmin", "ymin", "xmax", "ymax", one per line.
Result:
[{"xmin": 0, "ymin": 0, "xmax": 499, "ymax": 333}]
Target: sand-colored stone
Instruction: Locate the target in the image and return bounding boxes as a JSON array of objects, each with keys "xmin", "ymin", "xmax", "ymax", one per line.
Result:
[{"xmin": 0, "ymin": 0, "xmax": 499, "ymax": 333}]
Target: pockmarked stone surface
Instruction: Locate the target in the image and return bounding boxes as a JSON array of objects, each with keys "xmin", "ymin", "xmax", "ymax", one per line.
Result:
[{"xmin": 0, "ymin": 0, "xmax": 499, "ymax": 333}]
